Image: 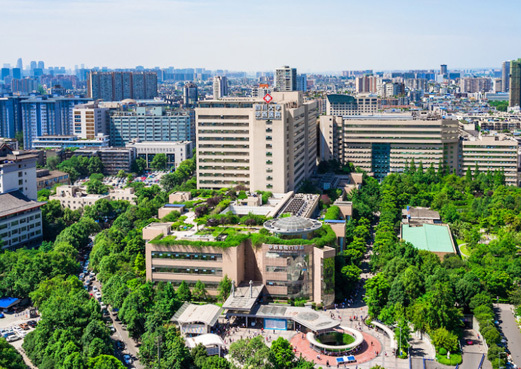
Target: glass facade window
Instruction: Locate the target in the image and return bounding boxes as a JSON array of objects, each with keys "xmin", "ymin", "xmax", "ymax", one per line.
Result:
[
  {"xmin": 153, "ymin": 266, "xmax": 222, "ymax": 276},
  {"xmin": 151, "ymin": 251, "xmax": 222, "ymax": 261}
]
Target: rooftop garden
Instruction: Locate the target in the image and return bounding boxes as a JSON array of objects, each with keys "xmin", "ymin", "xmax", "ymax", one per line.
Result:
[{"xmin": 150, "ymin": 222, "xmax": 336, "ymax": 249}]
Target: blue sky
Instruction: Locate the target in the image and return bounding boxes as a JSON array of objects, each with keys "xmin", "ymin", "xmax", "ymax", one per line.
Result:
[{"xmin": 1, "ymin": 0, "xmax": 520, "ymax": 72}]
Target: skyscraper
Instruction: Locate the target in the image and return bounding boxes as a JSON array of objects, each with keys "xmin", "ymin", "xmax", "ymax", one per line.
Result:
[
  {"xmin": 509, "ymin": 58, "xmax": 521, "ymax": 107},
  {"xmin": 213, "ymin": 76, "xmax": 228, "ymax": 99},
  {"xmin": 16, "ymin": 58, "xmax": 23, "ymax": 70},
  {"xmin": 440, "ymin": 64, "xmax": 448, "ymax": 76},
  {"xmin": 275, "ymin": 66, "xmax": 297, "ymax": 92},
  {"xmin": 502, "ymin": 61, "xmax": 511, "ymax": 93},
  {"xmin": 30, "ymin": 61, "xmax": 37, "ymax": 71},
  {"xmin": 37, "ymin": 61, "xmax": 45, "ymax": 70}
]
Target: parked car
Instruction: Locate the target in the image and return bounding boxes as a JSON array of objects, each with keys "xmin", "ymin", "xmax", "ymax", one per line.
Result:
[
  {"xmin": 27, "ymin": 320, "xmax": 37, "ymax": 328},
  {"xmin": 0, "ymin": 312, "xmax": 4, "ymax": 319},
  {"xmin": 19, "ymin": 323, "xmax": 29, "ymax": 330},
  {"xmin": 466, "ymin": 339, "xmax": 474, "ymax": 345},
  {"xmin": 123, "ymin": 355, "xmax": 133, "ymax": 365}
]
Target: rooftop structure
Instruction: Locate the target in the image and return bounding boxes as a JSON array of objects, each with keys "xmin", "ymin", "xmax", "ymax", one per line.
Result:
[
  {"xmin": 402, "ymin": 206, "xmax": 441, "ymax": 224},
  {"xmin": 263, "ymin": 216, "xmax": 322, "ymax": 236},
  {"xmin": 401, "ymin": 223, "xmax": 457, "ymax": 259},
  {"xmin": 171, "ymin": 302, "xmax": 222, "ymax": 335}
]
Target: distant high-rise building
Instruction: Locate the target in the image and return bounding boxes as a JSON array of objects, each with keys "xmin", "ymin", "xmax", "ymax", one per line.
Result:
[
  {"xmin": 20, "ymin": 97, "xmax": 91, "ymax": 149},
  {"xmin": 213, "ymin": 76, "xmax": 228, "ymax": 99},
  {"xmin": 440, "ymin": 64, "xmax": 448, "ymax": 75},
  {"xmin": 37, "ymin": 61, "xmax": 45, "ymax": 70},
  {"xmin": 502, "ymin": 61, "xmax": 511, "ymax": 92},
  {"xmin": 355, "ymin": 76, "xmax": 378, "ymax": 93},
  {"xmin": 275, "ymin": 66, "xmax": 297, "ymax": 92},
  {"xmin": 16, "ymin": 58, "xmax": 23, "ymax": 70},
  {"xmin": 1, "ymin": 68, "xmax": 9, "ymax": 81},
  {"xmin": 88, "ymin": 71, "xmax": 158, "ymax": 101},
  {"xmin": 459, "ymin": 77, "xmax": 493, "ymax": 93},
  {"xmin": 183, "ymin": 82, "xmax": 198, "ymax": 107},
  {"xmin": 11, "ymin": 68, "xmax": 21, "ymax": 80},
  {"xmin": 30, "ymin": 61, "xmax": 37, "ymax": 71},
  {"xmin": 297, "ymin": 74, "xmax": 307, "ymax": 92},
  {"xmin": 510, "ymin": 58, "xmax": 521, "ymax": 107},
  {"xmin": 12, "ymin": 78, "xmax": 38, "ymax": 95}
]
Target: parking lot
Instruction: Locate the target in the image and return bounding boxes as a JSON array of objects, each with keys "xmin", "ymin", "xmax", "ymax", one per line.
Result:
[{"xmin": 0, "ymin": 310, "xmax": 40, "ymax": 368}]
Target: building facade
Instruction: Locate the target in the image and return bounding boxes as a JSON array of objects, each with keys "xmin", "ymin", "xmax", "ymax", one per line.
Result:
[
  {"xmin": 88, "ymin": 71, "xmax": 158, "ymax": 101},
  {"xmin": 213, "ymin": 76, "xmax": 228, "ymax": 99},
  {"xmin": 0, "ymin": 96, "xmax": 26, "ymax": 139},
  {"xmin": 126, "ymin": 140, "xmax": 193, "ymax": 169},
  {"xmin": 502, "ymin": 60, "xmax": 511, "ymax": 93},
  {"xmin": 109, "ymin": 107, "xmax": 193, "ymax": 146},
  {"xmin": 21, "ymin": 97, "xmax": 91, "ymax": 149},
  {"xmin": 461, "ymin": 135, "xmax": 519, "ymax": 186},
  {"xmin": 32, "ymin": 134, "xmax": 110, "ymax": 149},
  {"xmin": 146, "ymin": 242, "xmax": 335, "ymax": 305},
  {"xmin": 275, "ymin": 66, "xmax": 297, "ymax": 92},
  {"xmin": 319, "ymin": 112, "xmax": 460, "ymax": 180},
  {"xmin": 0, "ymin": 150, "xmax": 44, "ymax": 250},
  {"xmin": 510, "ymin": 59, "xmax": 521, "ymax": 107},
  {"xmin": 50, "ymin": 185, "xmax": 136, "ymax": 210},
  {"xmin": 195, "ymin": 92, "xmax": 317, "ymax": 192},
  {"xmin": 325, "ymin": 95, "xmax": 379, "ymax": 116},
  {"xmin": 72, "ymin": 102, "xmax": 109, "ymax": 139},
  {"xmin": 36, "ymin": 169, "xmax": 70, "ymax": 190}
]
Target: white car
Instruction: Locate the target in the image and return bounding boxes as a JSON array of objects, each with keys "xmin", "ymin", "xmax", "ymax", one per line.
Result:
[
  {"xmin": 92, "ymin": 286, "xmax": 98, "ymax": 292},
  {"xmin": 95, "ymin": 292, "xmax": 102, "ymax": 299}
]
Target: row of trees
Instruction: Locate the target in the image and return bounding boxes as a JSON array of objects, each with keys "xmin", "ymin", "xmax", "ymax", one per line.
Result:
[
  {"xmin": 362, "ymin": 166, "xmax": 519, "ymax": 365},
  {"xmin": 22, "ymin": 275, "xmax": 125, "ymax": 369}
]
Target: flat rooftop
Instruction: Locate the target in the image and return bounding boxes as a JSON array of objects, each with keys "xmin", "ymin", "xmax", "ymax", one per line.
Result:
[{"xmin": 401, "ymin": 224, "xmax": 455, "ymax": 254}]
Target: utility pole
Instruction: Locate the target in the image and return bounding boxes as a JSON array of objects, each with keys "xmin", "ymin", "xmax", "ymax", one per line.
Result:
[{"xmin": 157, "ymin": 335, "xmax": 162, "ymax": 369}]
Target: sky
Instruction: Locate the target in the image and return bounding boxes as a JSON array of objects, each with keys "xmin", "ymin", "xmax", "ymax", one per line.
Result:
[{"xmin": 1, "ymin": 0, "xmax": 520, "ymax": 73}]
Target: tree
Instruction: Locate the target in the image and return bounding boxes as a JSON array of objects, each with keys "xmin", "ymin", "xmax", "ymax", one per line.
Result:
[
  {"xmin": 0, "ymin": 337, "xmax": 26, "ymax": 369},
  {"xmin": 151, "ymin": 153, "xmax": 168, "ymax": 170},
  {"xmin": 229, "ymin": 336, "xmax": 271, "ymax": 368},
  {"xmin": 15, "ymin": 130, "xmax": 24, "ymax": 149},
  {"xmin": 117, "ymin": 170, "xmax": 126, "ymax": 178},
  {"xmin": 269, "ymin": 337, "xmax": 295, "ymax": 369},
  {"xmin": 46, "ymin": 155, "xmax": 61, "ymax": 170},
  {"xmin": 87, "ymin": 355, "xmax": 126, "ymax": 369},
  {"xmin": 193, "ymin": 280, "xmax": 208, "ymax": 301},
  {"xmin": 201, "ymin": 356, "xmax": 231, "ymax": 369},
  {"xmin": 431, "ymin": 327, "xmax": 459, "ymax": 353},
  {"xmin": 176, "ymin": 281, "xmax": 192, "ymax": 301},
  {"xmin": 88, "ymin": 157, "xmax": 104, "ymax": 175},
  {"xmin": 217, "ymin": 275, "xmax": 232, "ymax": 302},
  {"xmin": 87, "ymin": 179, "xmax": 108, "ymax": 194},
  {"xmin": 131, "ymin": 158, "xmax": 147, "ymax": 175}
]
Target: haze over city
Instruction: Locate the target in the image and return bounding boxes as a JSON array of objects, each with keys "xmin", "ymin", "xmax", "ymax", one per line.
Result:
[{"xmin": 2, "ymin": 0, "xmax": 521, "ymax": 71}]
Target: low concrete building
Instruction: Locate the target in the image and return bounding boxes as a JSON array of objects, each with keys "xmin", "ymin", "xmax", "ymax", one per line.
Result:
[
  {"xmin": 50, "ymin": 185, "xmax": 136, "ymax": 210},
  {"xmin": 158, "ymin": 204, "xmax": 186, "ymax": 219},
  {"xmin": 0, "ymin": 190, "xmax": 45, "ymax": 250},
  {"xmin": 142, "ymin": 222, "xmax": 174, "ymax": 241},
  {"xmin": 36, "ymin": 169, "xmax": 70, "ymax": 190},
  {"xmin": 169, "ymin": 191, "xmax": 192, "ymax": 203},
  {"xmin": 126, "ymin": 140, "xmax": 193, "ymax": 169},
  {"xmin": 402, "ymin": 206, "xmax": 441, "ymax": 224}
]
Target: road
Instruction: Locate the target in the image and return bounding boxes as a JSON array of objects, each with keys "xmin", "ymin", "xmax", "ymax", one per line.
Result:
[
  {"xmin": 460, "ymin": 328, "xmax": 491, "ymax": 369},
  {"xmin": 90, "ymin": 277, "xmax": 143, "ymax": 369},
  {"xmin": 495, "ymin": 303, "xmax": 521, "ymax": 368}
]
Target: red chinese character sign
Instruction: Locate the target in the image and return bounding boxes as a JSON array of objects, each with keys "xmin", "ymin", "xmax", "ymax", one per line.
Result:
[{"xmin": 263, "ymin": 93, "xmax": 273, "ymax": 104}]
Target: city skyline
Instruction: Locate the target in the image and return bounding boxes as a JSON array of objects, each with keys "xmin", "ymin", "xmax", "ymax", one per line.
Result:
[{"xmin": 2, "ymin": 0, "xmax": 520, "ymax": 72}]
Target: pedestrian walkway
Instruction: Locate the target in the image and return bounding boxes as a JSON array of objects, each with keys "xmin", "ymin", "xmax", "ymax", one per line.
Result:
[{"xmin": 290, "ymin": 331, "xmax": 382, "ymax": 367}]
